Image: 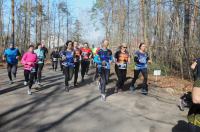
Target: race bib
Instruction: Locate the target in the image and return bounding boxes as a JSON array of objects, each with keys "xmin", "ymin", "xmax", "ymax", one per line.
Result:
[
  {"xmin": 53, "ymin": 58, "xmax": 58, "ymax": 61},
  {"xmin": 31, "ymin": 67, "xmax": 36, "ymax": 73},
  {"xmin": 118, "ymin": 63, "xmax": 127, "ymax": 69}
]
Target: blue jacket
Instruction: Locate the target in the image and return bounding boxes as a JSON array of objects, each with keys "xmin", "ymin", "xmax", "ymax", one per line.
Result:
[
  {"xmin": 134, "ymin": 50, "xmax": 149, "ymax": 70},
  {"xmin": 94, "ymin": 48, "xmax": 112, "ymax": 69},
  {"xmin": 4, "ymin": 48, "xmax": 20, "ymax": 64},
  {"xmin": 62, "ymin": 50, "xmax": 74, "ymax": 68}
]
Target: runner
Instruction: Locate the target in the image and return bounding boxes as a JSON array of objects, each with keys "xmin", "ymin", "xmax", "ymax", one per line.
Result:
[
  {"xmin": 129, "ymin": 43, "xmax": 151, "ymax": 95},
  {"xmin": 50, "ymin": 47, "xmax": 60, "ymax": 71},
  {"xmin": 80, "ymin": 42, "xmax": 92, "ymax": 82},
  {"xmin": 114, "ymin": 43, "xmax": 130, "ymax": 93},
  {"xmin": 94, "ymin": 39, "xmax": 112, "ymax": 101},
  {"xmin": 188, "ymin": 58, "xmax": 200, "ymax": 131},
  {"xmin": 74, "ymin": 41, "xmax": 82, "ymax": 86},
  {"xmin": 21, "ymin": 45, "xmax": 37, "ymax": 95},
  {"xmin": 34, "ymin": 43, "xmax": 45, "ymax": 86},
  {"xmin": 62, "ymin": 40, "xmax": 75, "ymax": 92},
  {"xmin": 41, "ymin": 41, "xmax": 48, "ymax": 59},
  {"xmin": 3, "ymin": 43, "xmax": 21, "ymax": 84}
]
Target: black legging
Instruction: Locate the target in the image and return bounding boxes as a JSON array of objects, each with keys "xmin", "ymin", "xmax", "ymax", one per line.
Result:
[
  {"xmin": 64, "ymin": 66, "xmax": 74, "ymax": 86},
  {"xmin": 74, "ymin": 62, "xmax": 80, "ymax": 85},
  {"xmin": 7, "ymin": 63, "xmax": 17, "ymax": 81},
  {"xmin": 35, "ymin": 63, "xmax": 44, "ymax": 83},
  {"xmin": 99, "ymin": 68, "xmax": 110, "ymax": 94},
  {"xmin": 52, "ymin": 61, "xmax": 58, "ymax": 70},
  {"xmin": 60, "ymin": 59, "xmax": 63, "ymax": 71},
  {"xmin": 130, "ymin": 68, "xmax": 148, "ymax": 90},
  {"xmin": 81, "ymin": 60, "xmax": 90, "ymax": 79},
  {"xmin": 116, "ymin": 66, "xmax": 127, "ymax": 90},
  {"xmin": 24, "ymin": 69, "xmax": 35, "ymax": 89}
]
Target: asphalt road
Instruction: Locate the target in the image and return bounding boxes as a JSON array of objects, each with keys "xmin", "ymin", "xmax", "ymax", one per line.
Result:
[{"xmin": 0, "ymin": 65, "xmax": 189, "ymax": 132}]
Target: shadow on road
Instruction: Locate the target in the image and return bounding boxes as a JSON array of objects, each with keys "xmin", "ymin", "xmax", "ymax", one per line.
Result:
[
  {"xmin": 0, "ymin": 83, "xmax": 25, "ymax": 95},
  {"xmin": 36, "ymin": 95, "xmax": 100, "ymax": 132},
  {"xmin": 0, "ymin": 86, "xmax": 61, "ymax": 128}
]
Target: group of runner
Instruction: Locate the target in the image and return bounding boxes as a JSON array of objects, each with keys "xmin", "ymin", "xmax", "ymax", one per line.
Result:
[
  {"xmin": 3, "ymin": 39, "xmax": 200, "ymax": 131},
  {"xmin": 2, "ymin": 39, "xmax": 151, "ymax": 98}
]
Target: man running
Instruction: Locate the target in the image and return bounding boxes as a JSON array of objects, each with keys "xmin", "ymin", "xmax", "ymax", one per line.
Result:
[
  {"xmin": 50, "ymin": 47, "xmax": 60, "ymax": 71},
  {"xmin": 74, "ymin": 41, "xmax": 82, "ymax": 86},
  {"xmin": 3, "ymin": 43, "xmax": 21, "ymax": 84},
  {"xmin": 129, "ymin": 43, "xmax": 151, "ymax": 95},
  {"xmin": 80, "ymin": 42, "xmax": 92, "ymax": 82},
  {"xmin": 94, "ymin": 39, "xmax": 112, "ymax": 101},
  {"xmin": 34, "ymin": 43, "xmax": 45, "ymax": 86}
]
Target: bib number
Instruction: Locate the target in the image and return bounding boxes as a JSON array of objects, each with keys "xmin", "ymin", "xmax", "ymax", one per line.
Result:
[
  {"xmin": 53, "ymin": 58, "xmax": 58, "ymax": 61},
  {"xmin": 31, "ymin": 68, "xmax": 36, "ymax": 73},
  {"xmin": 118, "ymin": 63, "xmax": 127, "ymax": 69}
]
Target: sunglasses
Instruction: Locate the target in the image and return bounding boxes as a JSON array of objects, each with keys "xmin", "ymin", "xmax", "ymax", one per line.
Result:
[{"xmin": 122, "ymin": 47, "xmax": 127, "ymax": 49}]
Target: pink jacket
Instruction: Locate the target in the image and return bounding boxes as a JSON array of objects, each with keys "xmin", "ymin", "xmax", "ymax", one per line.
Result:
[{"xmin": 21, "ymin": 52, "xmax": 37, "ymax": 71}]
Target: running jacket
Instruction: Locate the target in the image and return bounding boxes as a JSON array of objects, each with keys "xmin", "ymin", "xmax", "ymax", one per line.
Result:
[
  {"xmin": 134, "ymin": 50, "xmax": 149, "ymax": 70},
  {"xmin": 34, "ymin": 48, "xmax": 45, "ymax": 64},
  {"xmin": 81, "ymin": 48, "xmax": 92, "ymax": 60},
  {"xmin": 21, "ymin": 52, "xmax": 37, "ymax": 71},
  {"xmin": 62, "ymin": 50, "xmax": 74, "ymax": 68},
  {"xmin": 94, "ymin": 48, "xmax": 112, "ymax": 69},
  {"xmin": 3, "ymin": 48, "xmax": 21, "ymax": 64},
  {"xmin": 114, "ymin": 51, "xmax": 129, "ymax": 69},
  {"xmin": 50, "ymin": 51, "xmax": 60, "ymax": 60}
]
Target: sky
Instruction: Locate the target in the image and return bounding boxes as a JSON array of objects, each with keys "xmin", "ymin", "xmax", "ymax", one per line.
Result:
[
  {"xmin": 67, "ymin": 0, "xmax": 104, "ymax": 44},
  {"xmin": 2, "ymin": 0, "xmax": 104, "ymax": 45}
]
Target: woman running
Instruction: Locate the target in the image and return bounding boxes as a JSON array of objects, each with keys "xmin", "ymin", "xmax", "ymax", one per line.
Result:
[
  {"xmin": 62, "ymin": 41, "xmax": 75, "ymax": 92},
  {"xmin": 129, "ymin": 43, "xmax": 151, "ymax": 95},
  {"xmin": 114, "ymin": 43, "xmax": 130, "ymax": 93},
  {"xmin": 80, "ymin": 42, "xmax": 92, "ymax": 82},
  {"xmin": 93, "ymin": 39, "xmax": 112, "ymax": 101},
  {"xmin": 21, "ymin": 45, "xmax": 37, "ymax": 95},
  {"xmin": 34, "ymin": 43, "xmax": 45, "ymax": 86}
]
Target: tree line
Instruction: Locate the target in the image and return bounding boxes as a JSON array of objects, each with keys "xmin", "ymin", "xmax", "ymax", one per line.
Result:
[{"xmin": 91, "ymin": 0, "xmax": 200, "ymax": 79}]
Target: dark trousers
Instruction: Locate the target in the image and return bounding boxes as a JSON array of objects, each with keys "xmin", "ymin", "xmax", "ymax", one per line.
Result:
[
  {"xmin": 35, "ymin": 63, "xmax": 44, "ymax": 83},
  {"xmin": 188, "ymin": 123, "xmax": 200, "ymax": 132},
  {"xmin": 60, "ymin": 60, "xmax": 63, "ymax": 71},
  {"xmin": 74, "ymin": 62, "xmax": 80, "ymax": 85},
  {"xmin": 115, "ymin": 64, "xmax": 119, "ymax": 79},
  {"xmin": 7, "ymin": 63, "xmax": 17, "ymax": 81},
  {"xmin": 64, "ymin": 66, "xmax": 74, "ymax": 86},
  {"xmin": 24, "ymin": 70, "xmax": 35, "ymax": 89},
  {"xmin": 52, "ymin": 61, "xmax": 58, "ymax": 70},
  {"xmin": 99, "ymin": 68, "xmax": 110, "ymax": 94},
  {"xmin": 94, "ymin": 66, "xmax": 99, "ymax": 80},
  {"xmin": 116, "ymin": 67, "xmax": 127, "ymax": 89},
  {"xmin": 131, "ymin": 68, "xmax": 148, "ymax": 90},
  {"xmin": 81, "ymin": 60, "xmax": 90, "ymax": 78}
]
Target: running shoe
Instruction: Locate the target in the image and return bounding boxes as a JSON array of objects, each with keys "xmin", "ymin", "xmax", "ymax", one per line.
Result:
[
  {"xmin": 24, "ymin": 81, "xmax": 28, "ymax": 86},
  {"xmin": 27, "ymin": 89, "xmax": 32, "ymax": 95},
  {"xmin": 65, "ymin": 86, "xmax": 69, "ymax": 92}
]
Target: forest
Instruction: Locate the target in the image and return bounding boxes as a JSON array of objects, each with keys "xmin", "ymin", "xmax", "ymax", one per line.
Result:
[{"xmin": 0, "ymin": 0, "xmax": 200, "ymax": 79}]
